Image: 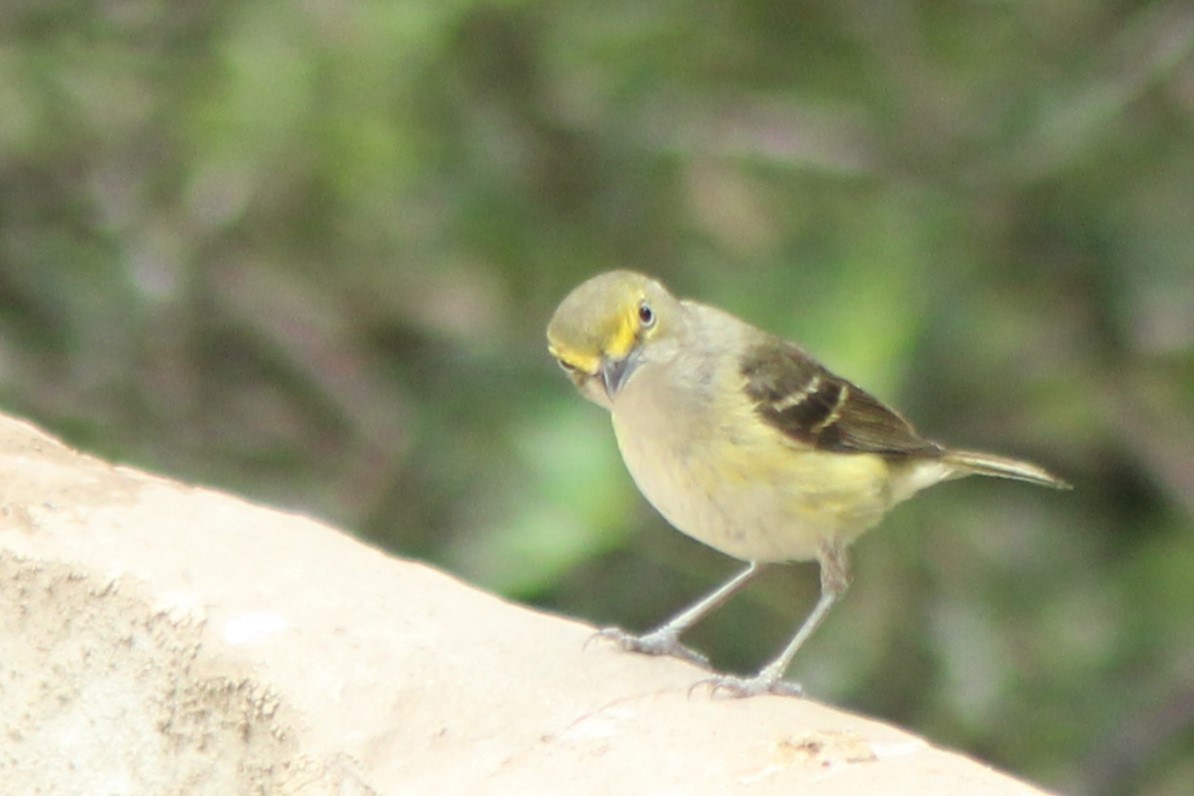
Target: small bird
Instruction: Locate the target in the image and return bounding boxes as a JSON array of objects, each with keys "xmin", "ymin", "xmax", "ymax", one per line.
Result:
[{"xmin": 547, "ymin": 270, "xmax": 1069, "ymax": 697}]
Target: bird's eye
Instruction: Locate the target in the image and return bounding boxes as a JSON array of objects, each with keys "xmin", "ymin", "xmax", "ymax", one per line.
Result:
[{"xmin": 637, "ymin": 301, "xmax": 656, "ymax": 328}]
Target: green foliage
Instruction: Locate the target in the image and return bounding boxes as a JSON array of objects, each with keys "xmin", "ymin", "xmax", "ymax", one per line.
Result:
[{"xmin": 2, "ymin": 2, "xmax": 1193, "ymax": 793}]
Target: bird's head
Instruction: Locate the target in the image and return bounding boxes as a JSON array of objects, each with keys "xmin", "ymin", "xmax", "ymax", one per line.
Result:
[{"xmin": 546, "ymin": 270, "xmax": 682, "ymax": 408}]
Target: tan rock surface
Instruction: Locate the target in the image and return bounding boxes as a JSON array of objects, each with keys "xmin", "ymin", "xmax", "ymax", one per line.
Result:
[{"xmin": 0, "ymin": 414, "xmax": 1052, "ymax": 795}]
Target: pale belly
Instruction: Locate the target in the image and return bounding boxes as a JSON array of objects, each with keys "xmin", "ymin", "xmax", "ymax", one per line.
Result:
[{"xmin": 611, "ymin": 412, "xmax": 895, "ymax": 564}]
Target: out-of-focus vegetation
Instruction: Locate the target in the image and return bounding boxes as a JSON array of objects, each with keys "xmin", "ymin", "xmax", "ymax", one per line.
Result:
[{"xmin": 2, "ymin": 1, "xmax": 1192, "ymax": 792}]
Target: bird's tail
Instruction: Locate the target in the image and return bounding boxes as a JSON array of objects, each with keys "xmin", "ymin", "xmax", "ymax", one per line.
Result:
[{"xmin": 943, "ymin": 450, "xmax": 1071, "ymax": 490}]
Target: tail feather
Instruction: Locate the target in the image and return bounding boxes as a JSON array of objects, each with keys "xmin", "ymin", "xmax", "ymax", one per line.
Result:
[{"xmin": 944, "ymin": 450, "xmax": 1071, "ymax": 490}]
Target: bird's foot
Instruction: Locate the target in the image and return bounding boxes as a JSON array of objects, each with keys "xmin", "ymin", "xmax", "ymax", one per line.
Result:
[
  {"xmin": 688, "ymin": 672, "xmax": 804, "ymax": 699},
  {"xmin": 586, "ymin": 626, "xmax": 711, "ymax": 670}
]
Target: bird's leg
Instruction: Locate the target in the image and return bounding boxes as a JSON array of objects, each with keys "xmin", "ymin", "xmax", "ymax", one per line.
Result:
[
  {"xmin": 697, "ymin": 540, "xmax": 851, "ymax": 698},
  {"xmin": 589, "ymin": 562, "xmax": 765, "ymax": 670}
]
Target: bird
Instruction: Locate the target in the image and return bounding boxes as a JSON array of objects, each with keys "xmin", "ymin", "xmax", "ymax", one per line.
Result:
[{"xmin": 546, "ymin": 269, "xmax": 1069, "ymax": 697}]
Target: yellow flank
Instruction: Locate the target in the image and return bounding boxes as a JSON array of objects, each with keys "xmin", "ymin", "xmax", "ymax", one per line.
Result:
[{"xmin": 615, "ymin": 406, "xmax": 892, "ymax": 562}]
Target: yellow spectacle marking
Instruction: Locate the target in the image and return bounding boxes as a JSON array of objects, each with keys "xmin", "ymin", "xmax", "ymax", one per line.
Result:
[
  {"xmin": 605, "ymin": 312, "xmax": 640, "ymax": 359},
  {"xmin": 550, "ymin": 344, "xmax": 602, "ymax": 376}
]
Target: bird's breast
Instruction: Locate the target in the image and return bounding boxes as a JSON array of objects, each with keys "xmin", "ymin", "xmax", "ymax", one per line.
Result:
[{"xmin": 609, "ymin": 387, "xmax": 894, "ymax": 564}]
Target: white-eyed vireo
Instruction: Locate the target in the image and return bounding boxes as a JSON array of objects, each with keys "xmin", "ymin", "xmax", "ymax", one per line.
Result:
[{"xmin": 547, "ymin": 270, "xmax": 1069, "ymax": 697}]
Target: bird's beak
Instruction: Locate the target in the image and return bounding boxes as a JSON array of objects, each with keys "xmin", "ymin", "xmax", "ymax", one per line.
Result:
[{"xmin": 600, "ymin": 351, "xmax": 639, "ymax": 400}]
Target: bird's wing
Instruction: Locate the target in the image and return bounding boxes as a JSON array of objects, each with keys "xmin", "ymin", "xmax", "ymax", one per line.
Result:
[{"xmin": 739, "ymin": 338, "xmax": 942, "ymax": 456}]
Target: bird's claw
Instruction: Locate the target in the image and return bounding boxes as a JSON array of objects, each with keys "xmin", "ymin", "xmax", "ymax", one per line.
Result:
[
  {"xmin": 688, "ymin": 673, "xmax": 804, "ymax": 699},
  {"xmin": 586, "ymin": 626, "xmax": 711, "ymax": 670}
]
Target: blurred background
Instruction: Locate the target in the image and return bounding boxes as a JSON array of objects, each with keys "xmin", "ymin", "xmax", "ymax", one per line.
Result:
[{"xmin": 1, "ymin": 1, "xmax": 1192, "ymax": 792}]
